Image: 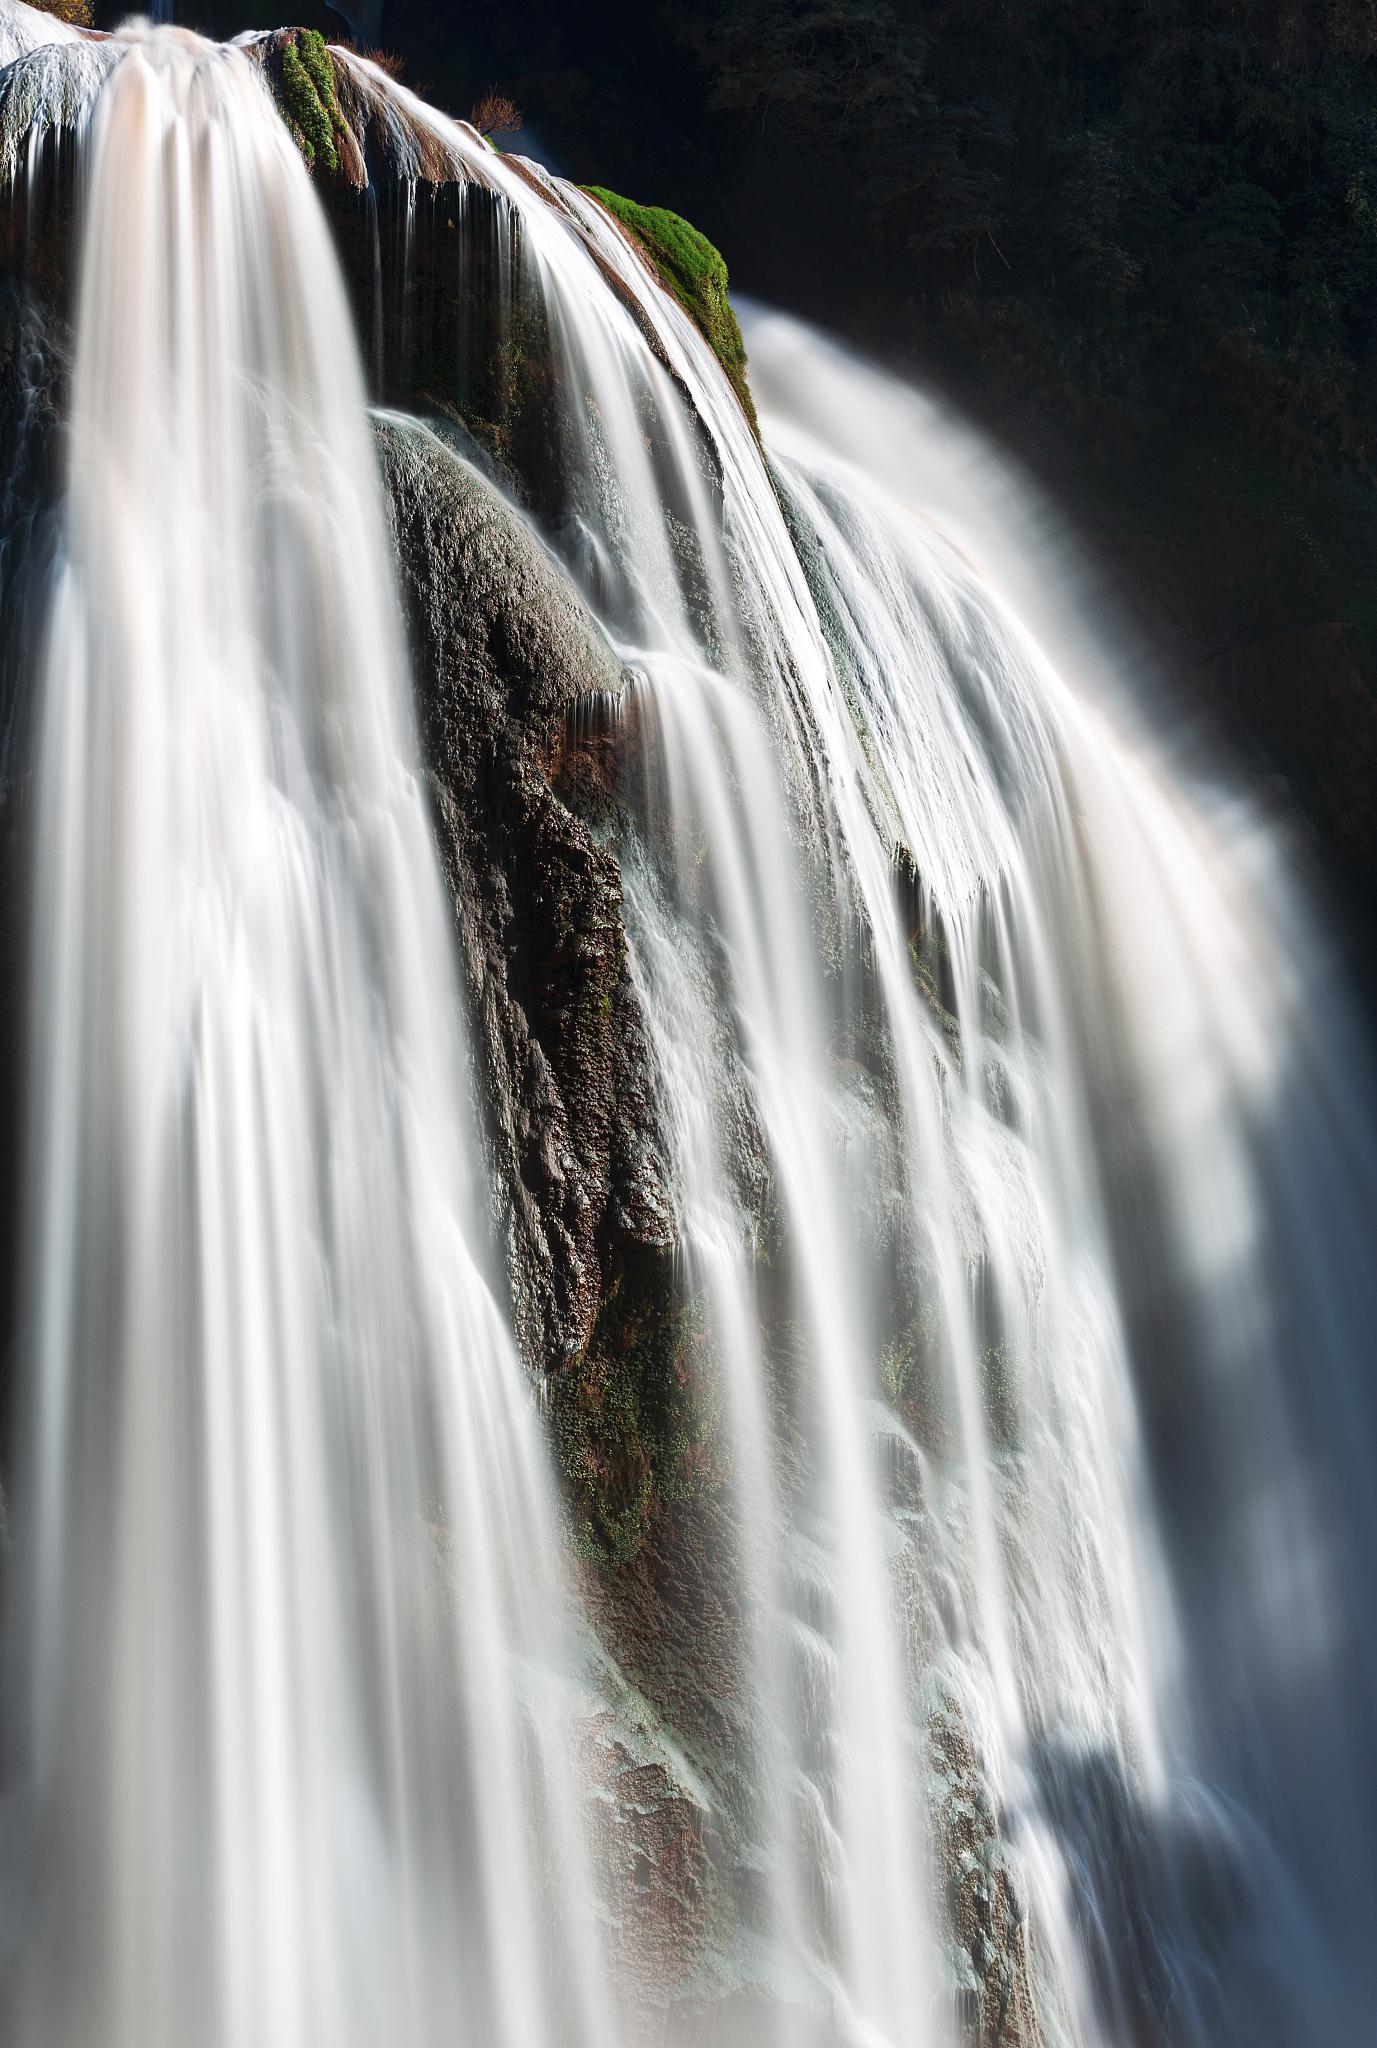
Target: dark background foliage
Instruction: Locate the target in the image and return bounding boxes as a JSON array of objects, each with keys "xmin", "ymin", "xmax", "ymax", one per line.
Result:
[{"xmin": 98, "ymin": 0, "xmax": 1377, "ymax": 937}]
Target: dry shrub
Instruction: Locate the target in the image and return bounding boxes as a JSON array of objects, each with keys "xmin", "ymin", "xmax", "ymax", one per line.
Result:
[
  {"xmin": 365, "ymin": 48, "xmax": 408, "ymax": 77},
  {"xmin": 30, "ymin": 0, "xmax": 94, "ymax": 24},
  {"xmin": 469, "ymin": 90, "xmax": 523, "ymax": 136}
]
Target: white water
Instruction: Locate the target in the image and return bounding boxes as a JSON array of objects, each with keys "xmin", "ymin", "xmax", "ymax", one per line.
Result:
[
  {"xmin": 0, "ymin": 23, "xmax": 608, "ymax": 2048},
  {"xmin": 619, "ymin": 268, "xmax": 1377, "ymax": 2040},
  {"xmin": 749, "ymin": 310, "xmax": 1377, "ymax": 2034},
  {"xmin": 314, "ymin": 82, "xmax": 1377, "ymax": 2038},
  {"xmin": 2, "ymin": 13, "xmax": 1377, "ymax": 2048},
  {"xmin": 534, "ymin": 192, "xmax": 1184, "ymax": 2045},
  {"xmin": 0, "ymin": 0, "xmax": 86, "ymax": 67},
  {"xmin": 0, "ymin": 6, "xmax": 114, "ymax": 185}
]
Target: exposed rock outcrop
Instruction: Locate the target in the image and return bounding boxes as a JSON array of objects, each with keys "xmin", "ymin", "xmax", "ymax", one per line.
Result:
[{"xmin": 377, "ymin": 413, "xmax": 674, "ymax": 1373}]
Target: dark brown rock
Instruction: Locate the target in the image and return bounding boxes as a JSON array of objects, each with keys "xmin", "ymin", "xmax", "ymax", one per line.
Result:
[{"xmin": 377, "ymin": 413, "xmax": 674, "ymax": 1373}]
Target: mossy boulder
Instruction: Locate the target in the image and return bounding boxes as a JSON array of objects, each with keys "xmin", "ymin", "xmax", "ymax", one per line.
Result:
[{"xmin": 582, "ymin": 186, "xmax": 756, "ymax": 431}]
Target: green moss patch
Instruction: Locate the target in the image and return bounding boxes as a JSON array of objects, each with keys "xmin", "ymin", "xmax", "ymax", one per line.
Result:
[
  {"xmin": 582, "ymin": 186, "xmax": 756, "ymax": 430},
  {"xmin": 276, "ymin": 30, "xmax": 347, "ymax": 176}
]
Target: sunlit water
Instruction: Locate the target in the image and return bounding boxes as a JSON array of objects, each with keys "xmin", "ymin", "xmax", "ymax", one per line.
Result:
[
  {"xmin": 1, "ymin": 12, "xmax": 1376, "ymax": 2048},
  {"xmin": 0, "ymin": 21, "xmax": 608, "ymax": 2048}
]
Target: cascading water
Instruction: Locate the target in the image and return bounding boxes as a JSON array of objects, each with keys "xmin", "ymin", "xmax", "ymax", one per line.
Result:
[
  {"xmin": 0, "ymin": 21, "xmax": 609, "ymax": 2048},
  {"xmin": 595, "ymin": 265, "xmax": 1377, "ymax": 2041},
  {"xmin": 2, "ymin": 12, "xmax": 1377, "ymax": 2048},
  {"xmin": 317, "ymin": 70, "xmax": 1377, "ymax": 2038},
  {"xmin": 746, "ymin": 313, "xmax": 1377, "ymax": 2042}
]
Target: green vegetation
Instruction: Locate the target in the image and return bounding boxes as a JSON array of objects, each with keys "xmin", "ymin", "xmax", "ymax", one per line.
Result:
[
  {"xmin": 387, "ymin": 0, "xmax": 1377, "ymax": 477},
  {"xmin": 28, "ymin": 0, "xmax": 92, "ymax": 21},
  {"xmin": 583, "ymin": 186, "xmax": 756, "ymax": 429},
  {"xmin": 277, "ymin": 30, "xmax": 347, "ymax": 177}
]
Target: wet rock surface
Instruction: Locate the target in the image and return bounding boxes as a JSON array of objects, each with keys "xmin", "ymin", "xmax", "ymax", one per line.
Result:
[
  {"xmin": 377, "ymin": 413, "xmax": 673, "ymax": 1374},
  {"xmin": 380, "ymin": 421, "xmax": 778, "ymax": 2034},
  {"xmin": 930, "ymin": 1701, "xmax": 1042, "ymax": 2048}
]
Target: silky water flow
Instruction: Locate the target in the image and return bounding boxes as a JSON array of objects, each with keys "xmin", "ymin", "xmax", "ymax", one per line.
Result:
[
  {"xmin": 0, "ymin": 23, "xmax": 611, "ymax": 2048},
  {"xmin": 0, "ymin": 15, "xmax": 1376, "ymax": 2048}
]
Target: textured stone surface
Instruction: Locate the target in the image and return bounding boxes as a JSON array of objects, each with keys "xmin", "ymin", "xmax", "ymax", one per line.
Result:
[
  {"xmin": 377, "ymin": 413, "xmax": 674, "ymax": 1374},
  {"xmin": 930, "ymin": 1699, "xmax": 1042, "ymax": 2048}
]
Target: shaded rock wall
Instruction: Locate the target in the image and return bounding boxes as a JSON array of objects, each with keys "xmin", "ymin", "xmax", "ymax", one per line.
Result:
[{"xmin": 377, "ymin": 413, "xmax": 673, "ymax": 1372}]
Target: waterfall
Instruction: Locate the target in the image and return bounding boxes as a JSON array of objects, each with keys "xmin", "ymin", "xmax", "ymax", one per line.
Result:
[
  {"xmin": 1, "ymin": 13, "xmax": 1376, "ymax": 2048},
  {"xmin": 593, "ymin": 261, "xmax": 1377, "ymax": 2040},
  {"xmin": 0, "ymin": 24, "xmax": 608, "ymax": 2048},
  {"xmin": 325, "ymin": 68, "xmax": 1377, "ymax": 2035},
  {"xmin": 745, "ymin": 311, "xmax": 1377, "ymax": 2039}
]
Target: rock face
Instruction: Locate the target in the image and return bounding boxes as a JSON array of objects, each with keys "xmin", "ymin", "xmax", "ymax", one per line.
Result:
[
  {"xmin": 379, "ymin": 419, "xmax": 755, "ymax": 2039},
  {"xmin": 377, "ymin": 414, "xmax": 673, "ymax": 1374}
]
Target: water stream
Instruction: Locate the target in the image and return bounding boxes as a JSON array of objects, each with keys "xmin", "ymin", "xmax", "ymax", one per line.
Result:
[{"xmin": 0, "ymin": 23, "xmax": 607, "ymax": 2048}]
